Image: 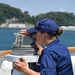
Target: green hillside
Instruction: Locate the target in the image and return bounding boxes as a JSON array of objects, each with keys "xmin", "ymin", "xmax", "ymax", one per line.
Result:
[{"xmin": 0, "ymin": 3, "xmax": 75, "ymax": 26}]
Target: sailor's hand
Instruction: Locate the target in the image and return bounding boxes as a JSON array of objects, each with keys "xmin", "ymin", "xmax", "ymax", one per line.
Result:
[
  {"xmin": 14, "ymin": 57, "xmax": 28, "ymax": 73},
  {"xmin": 20, "ymin": 29, "xmax": 29, "ymax": 35},
  {"xmin": 35, "ymin": 41, "xmax": 43, "ymax": 55}
]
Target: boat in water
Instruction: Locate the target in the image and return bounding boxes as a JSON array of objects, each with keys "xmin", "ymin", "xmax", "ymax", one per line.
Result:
[{"xmin": 0, "ymin": 33, "xmax": 75, "ymax": 75}]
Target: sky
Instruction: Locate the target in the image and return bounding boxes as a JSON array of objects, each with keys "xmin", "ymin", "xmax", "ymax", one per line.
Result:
[{"xmin": 0, "ymin": 0, "xmax": 75, "ymax": 16}]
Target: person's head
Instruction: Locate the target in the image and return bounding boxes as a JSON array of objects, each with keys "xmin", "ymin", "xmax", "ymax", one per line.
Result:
[{"xmin": 27, "ymin": 18, "xmax": 63, "ymax": 45}]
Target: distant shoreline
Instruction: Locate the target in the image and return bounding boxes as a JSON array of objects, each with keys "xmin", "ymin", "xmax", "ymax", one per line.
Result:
[
  {"xmin": 0, "ymin": 27, "xmax": 75, "ymax": 31},
  {"xmin": 60, "ymin": 26, "xmax": 75, "ymax": 31},
  {"xmin": 0, "ymin": 26, "xmax": 75, "ymax": 31}
]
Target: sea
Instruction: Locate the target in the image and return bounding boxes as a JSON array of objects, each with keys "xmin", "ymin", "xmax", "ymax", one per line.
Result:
[{"xmin": 0, "ymin": 28, "xmax": 75, "ymax": 51}]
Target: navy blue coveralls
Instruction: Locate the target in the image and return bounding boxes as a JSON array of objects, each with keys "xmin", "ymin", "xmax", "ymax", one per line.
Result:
[{"xmin": 36, "ymin": 38, "xmax": 73, "ymax": 75}]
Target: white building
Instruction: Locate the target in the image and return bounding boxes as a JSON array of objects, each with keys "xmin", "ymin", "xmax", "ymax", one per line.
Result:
[{"xmin": 8, "ymin": 24, "xmax": 26, "ymax": 28}]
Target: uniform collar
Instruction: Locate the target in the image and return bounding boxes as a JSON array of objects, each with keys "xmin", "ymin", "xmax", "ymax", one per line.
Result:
[{"xmin": 45, "ymin": 38, "xmax": 59, "ymax": 49}]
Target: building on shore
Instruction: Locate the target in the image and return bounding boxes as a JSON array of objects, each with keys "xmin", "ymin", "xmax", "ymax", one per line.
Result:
[{"xmin": 0, "ymin": 18, "xmax": 27, "ymax": 28}]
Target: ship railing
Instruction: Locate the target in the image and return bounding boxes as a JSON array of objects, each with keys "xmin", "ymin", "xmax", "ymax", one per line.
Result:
[{"xmin": 0, "ymin": 47, "xmax": 75, "ymax": 56}]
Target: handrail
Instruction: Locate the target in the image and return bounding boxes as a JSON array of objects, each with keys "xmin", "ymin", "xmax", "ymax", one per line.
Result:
[
  {"xmin": 68, "ymin": 47, "xmax": 75, "ymax": 51},
  {"xmin": 0, "ymin": 50, "xmax": 12, "ymax": 56},
  {"xmin": 0, "ymin": 47, "xmax": 75, "ymax": 56}
]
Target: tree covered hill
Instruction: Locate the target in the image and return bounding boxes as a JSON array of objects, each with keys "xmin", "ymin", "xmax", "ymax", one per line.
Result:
[
  {"xmin": 35, "ymin": 12, "xmax": 75, "ymax": 26},
  {"xmin": 0, "ymin": 3, "xmax": 75, "ymax": 26},
  {"xmin": 0, "ymin": 3, "xmax": 31, "ymax": 24}
]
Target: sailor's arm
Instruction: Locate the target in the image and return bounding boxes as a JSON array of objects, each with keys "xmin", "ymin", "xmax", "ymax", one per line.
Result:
[
  {"xmin": 35, "ymin": 41, "xmax": 43, "ymax": 55},
  {"xmin": 24, "ymin": 68, "xmax": 40, "ymax": 75},
  {"xmin": 14, "ymin": 58, "xmax": 40, "ymax": 75}
]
